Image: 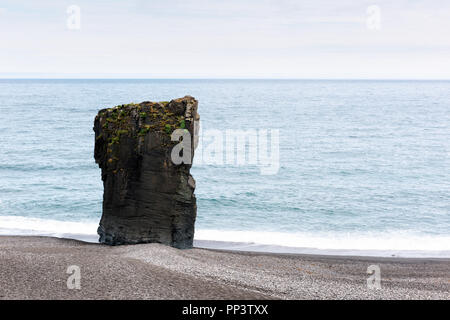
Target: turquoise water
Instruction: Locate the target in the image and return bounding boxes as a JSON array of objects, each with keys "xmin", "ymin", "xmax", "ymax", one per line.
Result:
[{"xmin": 0, "ymin": 79, "xmax": 449, "ymax": 254}]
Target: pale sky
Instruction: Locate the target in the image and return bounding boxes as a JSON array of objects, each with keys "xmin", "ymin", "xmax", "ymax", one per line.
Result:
[{"xmin": 0, "ymin": 0, "xmax": 449, "ymax": 79}]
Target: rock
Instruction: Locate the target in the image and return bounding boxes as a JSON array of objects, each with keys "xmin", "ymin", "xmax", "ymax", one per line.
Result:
[{"xmin": 93, "ymin": 96, "xmax": 199, "ymax": 248}]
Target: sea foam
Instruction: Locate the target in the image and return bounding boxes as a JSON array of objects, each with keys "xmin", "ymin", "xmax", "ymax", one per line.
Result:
[{"xmin": 1, "ymin": 216, "xmax": 449, "ymax": 258}]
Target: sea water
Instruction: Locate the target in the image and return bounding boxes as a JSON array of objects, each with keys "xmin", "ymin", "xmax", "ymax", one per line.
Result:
[{"xmin": 0, "ymin": 79, "xmax": 449, "ymax": 257}]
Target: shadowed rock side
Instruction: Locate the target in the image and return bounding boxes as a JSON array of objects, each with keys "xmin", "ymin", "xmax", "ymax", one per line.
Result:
[{"xmin": 94, "ymin": 96, "xmax": 199, "ymax": 248}]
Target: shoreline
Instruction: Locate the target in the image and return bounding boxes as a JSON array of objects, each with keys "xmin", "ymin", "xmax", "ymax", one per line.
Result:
[
  {"xmin": 1, "ymin": 228, "xmax": 449, "ymax": 258},
  {"xmin": 2, "ymin": 216, "xmax": 449, "ymax": 258},
  {"xmin": 1, "ymin": 235, "xmax": 449, "ymax": 299}
]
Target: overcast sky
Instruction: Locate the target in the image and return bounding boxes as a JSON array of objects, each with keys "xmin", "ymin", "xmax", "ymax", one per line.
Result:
[{"xmin": 0, "ymin": 0, "xmax": 449, "ymax": 78}]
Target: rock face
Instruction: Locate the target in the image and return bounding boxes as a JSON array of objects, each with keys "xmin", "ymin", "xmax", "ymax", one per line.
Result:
[{"xmin": 93, "ymin": 96, "xmax": 199, "ymax": 248}]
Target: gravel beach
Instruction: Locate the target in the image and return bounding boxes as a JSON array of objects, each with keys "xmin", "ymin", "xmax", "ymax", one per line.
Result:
[{"xmin": 0, "ymin": 236, "xmax": 448, "ymax": 300}]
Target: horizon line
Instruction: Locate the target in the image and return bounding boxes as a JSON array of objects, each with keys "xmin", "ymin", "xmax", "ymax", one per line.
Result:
[{"xmin": 1, "ymin": 77, "xmax": 450, "ymax": 81}]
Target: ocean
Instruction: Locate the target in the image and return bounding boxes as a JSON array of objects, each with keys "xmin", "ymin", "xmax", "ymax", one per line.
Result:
[{"xmin": 0, "ymin": 79, "xmax": 449, "ymax": 257}]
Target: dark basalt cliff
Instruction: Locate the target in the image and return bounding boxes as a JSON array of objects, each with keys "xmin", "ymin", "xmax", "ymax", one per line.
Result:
[{"xmin": 93, "ymin": 96, "xmax": 199, "ymax": 248}]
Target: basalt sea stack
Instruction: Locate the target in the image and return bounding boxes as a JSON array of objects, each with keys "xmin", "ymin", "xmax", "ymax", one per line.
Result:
[{"xmin": 94, "ymin": 96, "xmax": 199, "ymax": 248}]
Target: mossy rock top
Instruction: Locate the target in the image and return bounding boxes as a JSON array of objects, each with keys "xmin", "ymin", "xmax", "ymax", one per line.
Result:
[
  {"xmin": 94, "ymin": 96, "xmax": 198, "ymax": 171},
  {"xmin": 95, "ymin": 96, "xmax": 197, "ymax": 140}
]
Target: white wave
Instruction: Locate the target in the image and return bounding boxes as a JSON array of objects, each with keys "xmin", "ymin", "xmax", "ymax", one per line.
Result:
[
  {"xmin": 1, "ymin": 216, "xmax": 449, "ymax": 257},
  {"xmin": 194, "ymin": 229, "xmax": 450, "ymax": 257},
  {"xmin": 195, "ymin": 229, "xmax": 450, "ymax": 252},
  {"xmin": 0, "ymin": 215, "xmax": 99, "ymax": 242}
]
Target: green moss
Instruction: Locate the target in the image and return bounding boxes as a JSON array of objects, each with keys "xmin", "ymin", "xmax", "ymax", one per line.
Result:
[
  {"xmin": 117, "ymin": 129, "xmax": 128, "ymax": 136},
  {"xmin": 100, "ymin": 100, "xmax": 183, "ymax": 147},
  {"xmin": 110, "ymin": 136, "xmax": 120, "ymax": 144},
  {"xmin": 138, "ymin": 127, "xmax": 150, "ymax": 136}
]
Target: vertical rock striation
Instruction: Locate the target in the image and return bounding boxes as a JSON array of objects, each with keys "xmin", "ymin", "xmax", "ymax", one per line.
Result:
[{"xmin": 94, "ymin": 96, "xmax": 199, "ymax": 248}]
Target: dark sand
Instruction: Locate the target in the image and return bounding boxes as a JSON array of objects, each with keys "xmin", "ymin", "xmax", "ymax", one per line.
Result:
[{"xmin": 0, "ymin": 236, "xmax": 449, "ymax": 300}]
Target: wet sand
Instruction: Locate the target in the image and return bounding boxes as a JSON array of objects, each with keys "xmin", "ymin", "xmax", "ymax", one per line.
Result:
[{"xmin": 0, "ymin": 236, "xmax": 449, "ymax": 300}]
